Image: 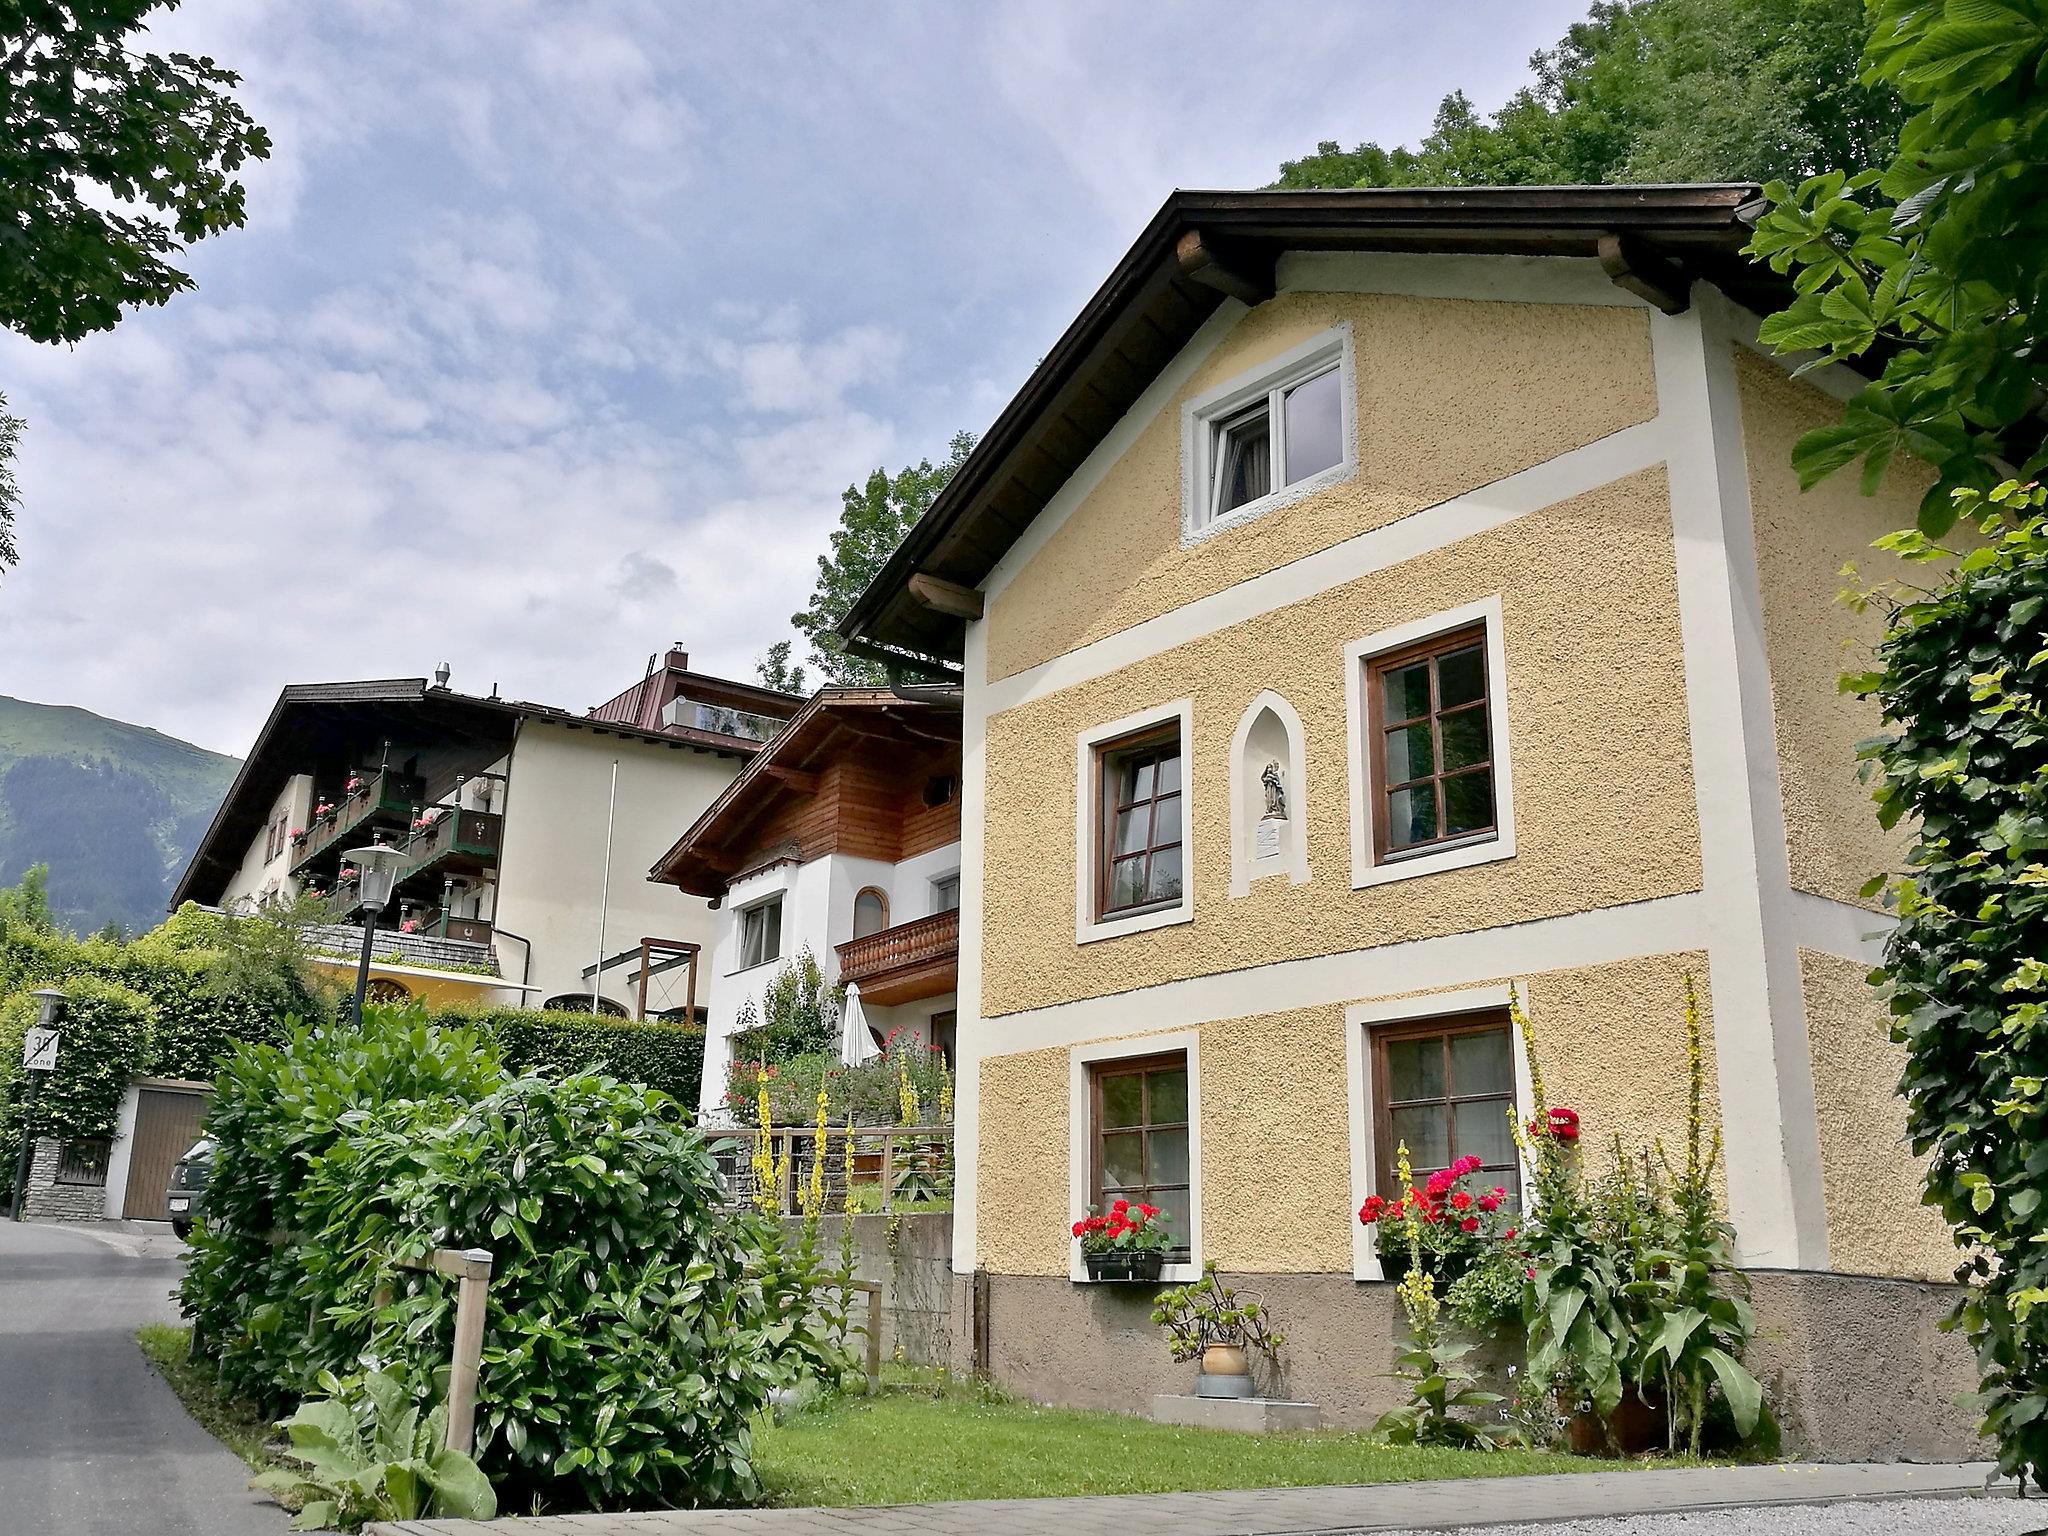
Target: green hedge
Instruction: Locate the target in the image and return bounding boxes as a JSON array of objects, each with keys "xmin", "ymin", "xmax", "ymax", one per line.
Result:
[
  {"xmin": 429, "ymin": 1005, "xmax": 706, "ymax": 1112},
  {"xmin": 0, "ymin": 975, "xmax": 155, "ymax": 1148}
]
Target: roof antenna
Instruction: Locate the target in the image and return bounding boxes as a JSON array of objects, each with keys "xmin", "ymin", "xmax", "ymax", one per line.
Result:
[{"xmin": 433, "ymin": 661, "xmax": 451, "ymax": 689}]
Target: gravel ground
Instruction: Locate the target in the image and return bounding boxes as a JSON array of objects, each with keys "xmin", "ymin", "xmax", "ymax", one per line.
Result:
[{"xmin": 1373, "ymin": 1496, "xmax": 2045, "ymax": 1536}]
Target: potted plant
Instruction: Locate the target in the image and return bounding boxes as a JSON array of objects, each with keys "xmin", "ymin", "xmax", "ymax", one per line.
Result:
[
  {"xmin": 1152, "ymin": 1261, "xmax": 1284, "ymax": 1399},
  {"xmin": 1358, "ymin": 1154, "xmax": 1515, "ymax": 1286},
  {"xmin": 1072, "ymin": 1199, "xmax": 1172, "ymax": 1282}
]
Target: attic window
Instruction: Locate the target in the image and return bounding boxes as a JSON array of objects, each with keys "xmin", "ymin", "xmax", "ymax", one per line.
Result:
[{"xmin": 1185, "ymin": 327, "xmax": 1353, "ymax": 539}]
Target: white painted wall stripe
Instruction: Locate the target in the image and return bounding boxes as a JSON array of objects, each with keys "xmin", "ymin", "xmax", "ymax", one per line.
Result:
[
  {"xmin": 982, "ymin": 417, "xmax": 1670, "ymax": 719},
  {"xmin": 978, "ymin": 891, "xmax": 1708, "ymax": 1060}
]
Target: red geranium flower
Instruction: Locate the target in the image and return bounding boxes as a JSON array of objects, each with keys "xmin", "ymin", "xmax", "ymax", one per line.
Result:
[
  {"xmin": 1460, "ymin": 1216, "xmax": 1480, "ymax": 1233},
  {"xmin": 1450, "ymin": 1190, "xmax": 1473, "ymax": 1212}
]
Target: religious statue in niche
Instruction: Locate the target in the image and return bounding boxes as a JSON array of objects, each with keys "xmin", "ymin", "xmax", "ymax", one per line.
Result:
[{"xmin": 1261, "ymin": 760, "xmax": 1288, "ymax": 820}]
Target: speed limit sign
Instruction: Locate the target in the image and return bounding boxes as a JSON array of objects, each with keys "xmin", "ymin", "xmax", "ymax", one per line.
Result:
[{"xmin": 21, "ymin": 1028, "xmax": 59, "ymax": 1074}]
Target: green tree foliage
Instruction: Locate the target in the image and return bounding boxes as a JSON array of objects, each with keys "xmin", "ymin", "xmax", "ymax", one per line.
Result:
[
  {"xmin": 1747, "ymin": 0, "xmax": 2048, "ymax": 535},
  {"xmin": 754, "ymin": 638, "xmax": 809, "ymax": 698},
  {"xmin": 0, "ymin": 863, "xmax": 55, "ymax": 937},
  {"xmin": 1, "ymin": 1, "xmax": 271, "ymax": 344},
  {"xmin": 183, "ymin": 1010, "xmax": 850, "ymax": 1512},
  {"xmin": 0, "ymin": 393, "xmax": 19, "ymax": 569},
  {"xmin": 1276, "ymin": 0, "xmax": 1901, "ymax": 190},
  {"xmin": 0, "ymin": 973, "xmax": 153, "ymax": 1153},
  {"xmin": 790, "ymin": 432, "xmax": 976, "ymax": 685},
  {"xmin": 1746, "ymin": 0, "xmax": 2048, "ymax": 1485},
  {"xmin": 0, "ymin": 1, "xmax": 269, "ymax": 569}
]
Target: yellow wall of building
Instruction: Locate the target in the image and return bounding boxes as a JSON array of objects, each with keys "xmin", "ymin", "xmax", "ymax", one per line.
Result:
[
  {"xmin": 980, "ymin": 468, "xmax": 1700, "ymax": 1018},
  {"xmin": 1799, "ymin": 948, "xmax": 1956, "ymax": 1282},
  {"xmin": 984, "ymin": 292, "xmax": 1657, "ymax": 683},
  {"xmin": 1735, "ymin": 350, "xmax": 1927, "ymax": 910},
  {"xmin": 974, "ymin": 952, "xmax": 1719, "ymax": 1278}
]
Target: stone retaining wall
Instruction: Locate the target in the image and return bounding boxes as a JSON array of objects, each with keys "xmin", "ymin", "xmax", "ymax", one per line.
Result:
[{"xmin": 19, "ymin": 1137, "xmax": 109, "ymax": 1221}]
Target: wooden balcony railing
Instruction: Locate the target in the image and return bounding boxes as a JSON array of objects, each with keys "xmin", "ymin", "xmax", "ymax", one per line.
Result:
[
  {"xmin": 708, "ymin": 1123, "xmax": 953, "ymax": 1216},
  {"xmin": 835, "ymin": 909, "xmax": 959, "ymax": 993},
  {"xmin": 396, "ymin": 808, "xmax": 502, "ymax": 889},
  {"xmin": 290, "ymin": 766, "xmax": 422, "ymax": 875}
]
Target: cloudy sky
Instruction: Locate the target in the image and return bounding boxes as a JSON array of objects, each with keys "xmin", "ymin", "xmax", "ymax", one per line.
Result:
[{"xmin": 1, "ymin": 0, "xmax": 1587, "ymax": 755}]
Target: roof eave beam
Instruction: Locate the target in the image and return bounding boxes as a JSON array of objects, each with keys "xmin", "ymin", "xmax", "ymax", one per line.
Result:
[
  {"xmin": 907, "ymin": 572, "xmax": 984, "ymax": 621},
  {"xmin": 1597, "ymin": 232, "xmax": 1691, "ymax": 316},
  {"xmin": 1175, "ymin": 229, "xmax": 1275, "ymax": 306}
]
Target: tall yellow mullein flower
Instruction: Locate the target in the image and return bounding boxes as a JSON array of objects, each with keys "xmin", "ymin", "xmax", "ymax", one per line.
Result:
[{"xmin": 801, "ymin": 1084, "xmax": 828, "ymax": 1222}]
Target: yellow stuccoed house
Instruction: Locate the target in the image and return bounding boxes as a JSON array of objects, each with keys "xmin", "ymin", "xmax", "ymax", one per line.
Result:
[{"xmin": 842, "ymin": 186, "xmax": 1971, "ymax": 1461}]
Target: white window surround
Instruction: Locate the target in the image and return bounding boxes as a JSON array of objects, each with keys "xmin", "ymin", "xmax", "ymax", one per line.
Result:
[
  {"xmin": 731, "ymin": 890, "xmax": 786, "ymax": 976},
  {"xmin": 930, "ymin": 870, "xmax": 961, "ymax": 915},
  {"xmin": 1181, "ymin": 323, "xmax": 1356, "ymax": 546},
  {"xmin": 1227, "ymin": 689, "xmax": 1311, "ymax": 897},
  {"xmin": 1344, "ymin": 594, "xmax": 1516, "ymax": 890},
  {"xmin": 1069, "ymin": 1030, "xmax": 1203, "ymax": 1283},
  {"xmin": 1074, "ymin": 699, "xmax": 1196, "ymax": 945},
  {"xmin": 1344, "ymin": 987, "xmax": 1534, "ymax": 1282}
]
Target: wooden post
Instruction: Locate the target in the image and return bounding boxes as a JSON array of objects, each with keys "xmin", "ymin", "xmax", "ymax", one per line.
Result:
[
  {"xmin": 881, "ymin": 1129, "xmax": 896, "ymax": 1214},
  {"xmin": 396, "ymin": 1245, "xmax": 495, "ymax": 1457},
  {"xmin": 438, "ymin": 1247, "xmax": 494, "ymax": 1457}
]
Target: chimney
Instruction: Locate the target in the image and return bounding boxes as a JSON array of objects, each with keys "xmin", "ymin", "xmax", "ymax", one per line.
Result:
[{"xmin": 665, "ymin": 645, "xmax": 689, "ymax": 672}]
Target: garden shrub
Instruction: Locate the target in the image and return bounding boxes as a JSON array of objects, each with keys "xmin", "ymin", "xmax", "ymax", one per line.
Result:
[
  {"xmin": 0, "ymin": 975, "xmax": 155, "ymax": 1155},
  {"xmin": 729, "ymin": 948, "xmax": 840, "ymax": 1061},
  {"xmin": 181, "ymin": 1011, "xmax": 503, "ymax": 1403},
  {"xmin": 430, "ymin": 1003, "xmax": 706, "ymax": 1111},
  {"xmin": 183, "ymin": 1007, "xmax": 851, "ymax": 1513},
  {"xmin": 725, "ymin": 1032, "xmax": 952, "ymax": 1126}
]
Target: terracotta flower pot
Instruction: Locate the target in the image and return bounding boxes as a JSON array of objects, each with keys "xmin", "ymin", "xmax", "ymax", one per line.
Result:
[
  {"xmin": 1200, "ymin": 1342, "xmax": 1248, "ymax": 1377},
  {"xmin": 1564, "ymin": 1386, "xmax": 1669, "ymax": 1456},
  {"xmin": 1196, "ymin": 1340, "xmax": 1255, "ymax": 1399}
]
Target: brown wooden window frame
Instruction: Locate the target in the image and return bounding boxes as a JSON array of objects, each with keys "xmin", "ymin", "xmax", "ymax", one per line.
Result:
[
  {"xmin": 1088, "ymin": 1050, "xmax": 1193, "ymax": 1262},
  {"xmin": 1365, "ymin": 623, "xmax": 1499, "ymax": 863},
  {"xmin": 1369, "ymin": 1010, "xmax": 1519, "ymax": 1202},
  {"xmin": 1092, "ymin": 723, "xmax": 1185, "ymax": 922},
  {"xmin": 851, "ymin": 886, "xmax": 889, "ymax": 938}
]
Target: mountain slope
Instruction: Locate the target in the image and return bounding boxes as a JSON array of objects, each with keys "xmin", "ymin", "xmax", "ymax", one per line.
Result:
[{"xmin": 0, "ymin": 696, "xmax": 239, "ymax": 935}]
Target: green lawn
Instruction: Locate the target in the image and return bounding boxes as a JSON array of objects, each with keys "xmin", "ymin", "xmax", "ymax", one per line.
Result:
[{"xmin": 754, "ymin": 1375, "xmax": 1626, "ymax": 1507}]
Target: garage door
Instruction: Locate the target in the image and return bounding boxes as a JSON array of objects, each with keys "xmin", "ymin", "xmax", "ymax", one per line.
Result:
[{"xmin": 122, "ymin": 1082, "xmax": 209, "ymax": 1222}]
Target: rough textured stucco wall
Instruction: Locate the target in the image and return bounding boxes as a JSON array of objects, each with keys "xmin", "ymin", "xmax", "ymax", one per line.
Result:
[
  {"xmin": 1736, "ymin": 350, "xmax": 1926, "ymax": 910},
  {"xmin": 981, "ymin": 468, "xmax": 1700, "ymax": 1018},
  {"xmin": 974, "ymin": 1044, "xmax": 1076, "ymax": 1276},
  {"xmin": 985, "ymin": 293, "xmax": 1657, "ymax": 683},
  {"xmin": 972, "ymin": 954, "xmax": 1718, "ymax": 1279},
  {"xmin": 1800, "ymin": 948, "xmax": 1957, "ymax": 1281}
]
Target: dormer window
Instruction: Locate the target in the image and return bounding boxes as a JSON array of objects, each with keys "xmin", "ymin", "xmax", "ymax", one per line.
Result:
[{"xmin": 1184, "ymin": 327, "xmax": 1354, "ymax": 540}]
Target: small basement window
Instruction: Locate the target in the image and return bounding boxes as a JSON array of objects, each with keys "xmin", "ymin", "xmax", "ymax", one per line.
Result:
[{"xmin": 1187, "ymin": 328, "xmax": 1351, "ymax": 536}]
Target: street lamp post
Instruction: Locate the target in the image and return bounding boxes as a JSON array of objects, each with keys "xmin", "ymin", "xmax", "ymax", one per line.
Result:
[
  {"xmin": 341, "ymin": 843, "xmax": 408, "ymax": 1027},
  {"xmin": 10, "ymin": 987, "xmax": 66, "ymax": 1222}
]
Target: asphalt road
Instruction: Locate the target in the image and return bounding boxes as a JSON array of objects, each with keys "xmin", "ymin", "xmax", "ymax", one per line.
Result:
[{"xmin": 0, "ymin": 1219, "xmax": 286, "ymax": 1536}]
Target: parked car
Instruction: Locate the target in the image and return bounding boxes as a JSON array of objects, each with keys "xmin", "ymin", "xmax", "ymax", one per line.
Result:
[{"xmin": 166, "ymin": 1137, "xmax": 214, "ymax": 1240}]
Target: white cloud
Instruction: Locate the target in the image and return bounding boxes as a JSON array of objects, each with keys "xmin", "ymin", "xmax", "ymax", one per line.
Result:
[{"xmin": 0, "ymin": 0, "xmax": 1589, "ymax": 755}]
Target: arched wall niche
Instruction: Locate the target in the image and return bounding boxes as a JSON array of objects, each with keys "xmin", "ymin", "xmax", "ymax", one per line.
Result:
[{"xmin": 1228, "ymin": 689, "xmax": 1311, "ymax": 897}]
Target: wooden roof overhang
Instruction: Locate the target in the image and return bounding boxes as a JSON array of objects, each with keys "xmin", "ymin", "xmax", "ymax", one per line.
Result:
[
  {"xmin": 172, "ymin": 680, "xmax": 770, "ymax": 909},
  {"xmin": 648, "ymin": 689, "xmax": 963, "ymax": 898},
  {"xmin": 840, "ymin": 184, "xmax": 1788, "ymax": 668}
]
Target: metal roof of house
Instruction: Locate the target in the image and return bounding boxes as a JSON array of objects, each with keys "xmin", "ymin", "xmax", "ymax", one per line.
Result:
[{"xmin": 839, "ymin": 183, "xmax": 1778, "ymax": 668}]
